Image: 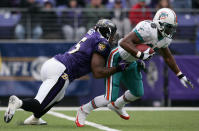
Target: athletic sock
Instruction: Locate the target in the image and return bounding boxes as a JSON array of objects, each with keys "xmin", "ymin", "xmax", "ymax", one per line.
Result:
[
  {"xmin": 114, "ymin": 90, "xmax": 140, "ymax": 108},
  {"xmin": 34, "ymin": 101, "xmax": 59, "ymax": 118},
  {"xmin": 21, "ymin": 98, "xmax": 41, "ymax": 114},
  {"xmin": 82, "ymin": 95, "xmax": 110, "ymax": 113}
]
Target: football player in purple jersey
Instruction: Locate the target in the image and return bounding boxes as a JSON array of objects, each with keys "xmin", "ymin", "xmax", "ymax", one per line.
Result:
[{"xmin": 4, "ymin": 19, "xmax": 129, "ymax": 125}]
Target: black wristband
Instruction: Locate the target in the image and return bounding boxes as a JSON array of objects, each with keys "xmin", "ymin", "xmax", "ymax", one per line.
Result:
[
  {"xmin": 178, "ymin": 74, "xmax": 184, "ymax": 79},
  {"xmin": 140, "ymin": 52, "xmax": 144, "ymax": 59}
]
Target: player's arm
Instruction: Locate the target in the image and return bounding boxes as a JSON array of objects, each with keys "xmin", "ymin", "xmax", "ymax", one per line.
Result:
[
  {"xmin": 120, "ymin": 32, "xmax": 152, "ymax": 60},
  {"xmin": 120, "ymin": 32, "xmax": 141, "ymax": 56},
  {"xmin": 91, "ymin": 53, "xmax": 128, "ymax": 78},
  {"xmin": 159, "ymin": 47, "xmax": 180, "ymax": 74},
  {"xmin": 159, "ymin": 47, "xmax": 194, "ymax": 88}
]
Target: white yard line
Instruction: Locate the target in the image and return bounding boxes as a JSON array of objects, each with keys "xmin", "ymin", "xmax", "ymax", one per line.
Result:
[
  {"xmin": 47, "ymin": 111, "xmax": 120, "ymax": 131},
  {"xmin": 1, "ymin": 107, "xmax": 199, "ymax": 111},
  {"xmin": 50, "ymin": 107, "xmax": 199, "ymax": 111}
]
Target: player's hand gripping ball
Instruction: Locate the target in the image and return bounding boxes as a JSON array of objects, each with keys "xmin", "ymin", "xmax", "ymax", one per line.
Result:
[{"xmin": 136, "ymin": 44, "xmax": 155, "ymax": 60}]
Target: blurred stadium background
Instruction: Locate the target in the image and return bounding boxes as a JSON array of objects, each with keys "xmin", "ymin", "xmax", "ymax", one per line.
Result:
[{"xmin": 0, "ymin": 0, "xmax": 199, "ymax": 108}]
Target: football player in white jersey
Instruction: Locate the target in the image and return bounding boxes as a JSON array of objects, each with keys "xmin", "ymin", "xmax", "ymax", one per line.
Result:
[{"xmin": 76, "ymin": 8, "xmax": 194, "ymax": 127}]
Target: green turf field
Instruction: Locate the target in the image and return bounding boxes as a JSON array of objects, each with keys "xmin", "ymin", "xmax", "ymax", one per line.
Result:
[{"xmin": 0, "ymin": 110, "xmax": 199, "ymax": 131}]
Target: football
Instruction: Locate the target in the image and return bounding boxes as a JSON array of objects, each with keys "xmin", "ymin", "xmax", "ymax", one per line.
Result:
[{"xmin": 135, "ymin": 44, "xmax": 154, "ymax": 54}]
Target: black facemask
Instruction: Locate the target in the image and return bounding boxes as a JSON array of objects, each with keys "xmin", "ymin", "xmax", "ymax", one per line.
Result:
[{"xmin": 160, "ymin": 22, "xmax": 177, "ymax": 39}]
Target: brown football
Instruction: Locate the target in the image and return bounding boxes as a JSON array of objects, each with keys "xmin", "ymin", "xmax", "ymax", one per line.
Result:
[{"xmin": 135, "ymin": 44, "xmax": 154, "ymax": 54}]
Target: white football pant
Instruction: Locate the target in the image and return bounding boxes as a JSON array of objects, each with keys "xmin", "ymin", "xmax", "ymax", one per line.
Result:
[{"xmin": 35, "ymin": 58, "xmax": 69, "ymax": 110}]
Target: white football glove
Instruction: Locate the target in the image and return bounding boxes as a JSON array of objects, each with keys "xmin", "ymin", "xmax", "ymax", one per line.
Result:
[
  {"xmin": 136, "ymin": 48, "xmax": 155, "ymax": 60},
  {"xmin": 178, "ymin": 73, "xmax": 194, "ymax": 89}
]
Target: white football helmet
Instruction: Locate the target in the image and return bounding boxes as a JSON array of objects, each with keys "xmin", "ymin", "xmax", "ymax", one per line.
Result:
[{"xmin": 153, "ymin": 8, "xmax": 178, "ymax": 38}]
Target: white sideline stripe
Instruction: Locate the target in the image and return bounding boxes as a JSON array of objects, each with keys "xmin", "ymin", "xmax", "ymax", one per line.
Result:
[
  {"xmin": 1, "ymin": 107, "xmax": 199, "ymax": 111},
  {"xmin": 47, "ymin": 111, "xmax": 120, "ymax": 131}
]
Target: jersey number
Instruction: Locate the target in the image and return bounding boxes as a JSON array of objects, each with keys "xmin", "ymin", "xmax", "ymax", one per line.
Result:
[{"xmin": 68, "ymin": 37, "xmax": 87, "ymax": 54}]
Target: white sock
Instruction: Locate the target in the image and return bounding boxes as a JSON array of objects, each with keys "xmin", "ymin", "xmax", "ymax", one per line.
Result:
[
  {"xmin": 114, "ymin": 90, "xmax": 140, "ymax": 108},
  {"xmin": 82, "ymin": 102, "xmax": 93, "ymax": 114},
  {"xmin": 82, "ymin": 95, "xmax": 110, "ymax": 113}
]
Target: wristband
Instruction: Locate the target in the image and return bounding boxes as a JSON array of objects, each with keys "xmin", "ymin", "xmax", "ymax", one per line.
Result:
[
  {"xmin": 177, "ymin": 72, "xmax": 184, "ymax": 79},
  {"xmin": 136, "ymin": 51, "xmax": 141, "ymax": 58},
  {"xmin": 136, "ymin": 51, "xmax": 144, "ymax": 59},
  {"xmin": 176, "ymin": 72, "xmax": 182, "ymax": 76}
]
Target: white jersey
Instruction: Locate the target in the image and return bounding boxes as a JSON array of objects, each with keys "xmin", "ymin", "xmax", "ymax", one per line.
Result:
[{"xmin": 118, "ymin": 20, "xmax": 172, "ymax": 62}]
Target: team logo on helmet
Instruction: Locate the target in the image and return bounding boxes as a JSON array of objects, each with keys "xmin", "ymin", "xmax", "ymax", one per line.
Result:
[
  {"xmin": 98, "ymin": 43, "xmax": 106, "ymax": 51},
  {"xmin": 158, "ymin": 11, "xmax": 168, "ymax": 20}
]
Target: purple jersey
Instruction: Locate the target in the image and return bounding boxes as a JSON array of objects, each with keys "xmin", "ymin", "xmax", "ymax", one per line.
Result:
[{"xmin": 54, "ymin": 29, "xmax": 111, "ymax": 82}]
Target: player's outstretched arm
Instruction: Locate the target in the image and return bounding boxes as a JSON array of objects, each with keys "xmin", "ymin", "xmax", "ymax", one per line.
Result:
[
  {"xmin": 91, "ymin": 53, "xmax": 129, "ymax": 78},
  {"xmin": 159, "ymin": 47, "xmax": 180, "ymax": 74},
  {"xmin": 159, "ymin": 47, "xmax": 194, "ymax": 88}
]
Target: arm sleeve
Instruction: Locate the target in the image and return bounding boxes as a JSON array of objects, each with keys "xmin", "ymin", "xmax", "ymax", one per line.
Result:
[
  {"xmin": 94, "ymin": 42, "xmax": 111, "ymax": 59},
  {"xmin": 133, "ymin": 21, "xmax": 153, "ymax": 42}
]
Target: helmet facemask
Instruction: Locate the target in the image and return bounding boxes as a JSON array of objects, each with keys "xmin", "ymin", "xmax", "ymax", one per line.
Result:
[
  {"xmin": 97, "ymin": 27, "xmax": 111, "ymax": 40},
  {"xmin": 95, "ymin": 19, "xmax": 117, "ymax": 46},
  {"xmin": 159, "ymin": 22, "xmax": 177, "ymax": 39}
]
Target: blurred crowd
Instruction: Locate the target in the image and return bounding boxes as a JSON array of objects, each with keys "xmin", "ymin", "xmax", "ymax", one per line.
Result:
[{"xmin": 0, "ymin": 0, "xmax": 198, "ymax": 40}]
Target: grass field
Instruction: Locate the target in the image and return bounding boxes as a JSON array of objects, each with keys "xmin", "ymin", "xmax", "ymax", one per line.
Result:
[{"xmin": 0, "ymin": 108, "xmax": 199, "ymax": 131}]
